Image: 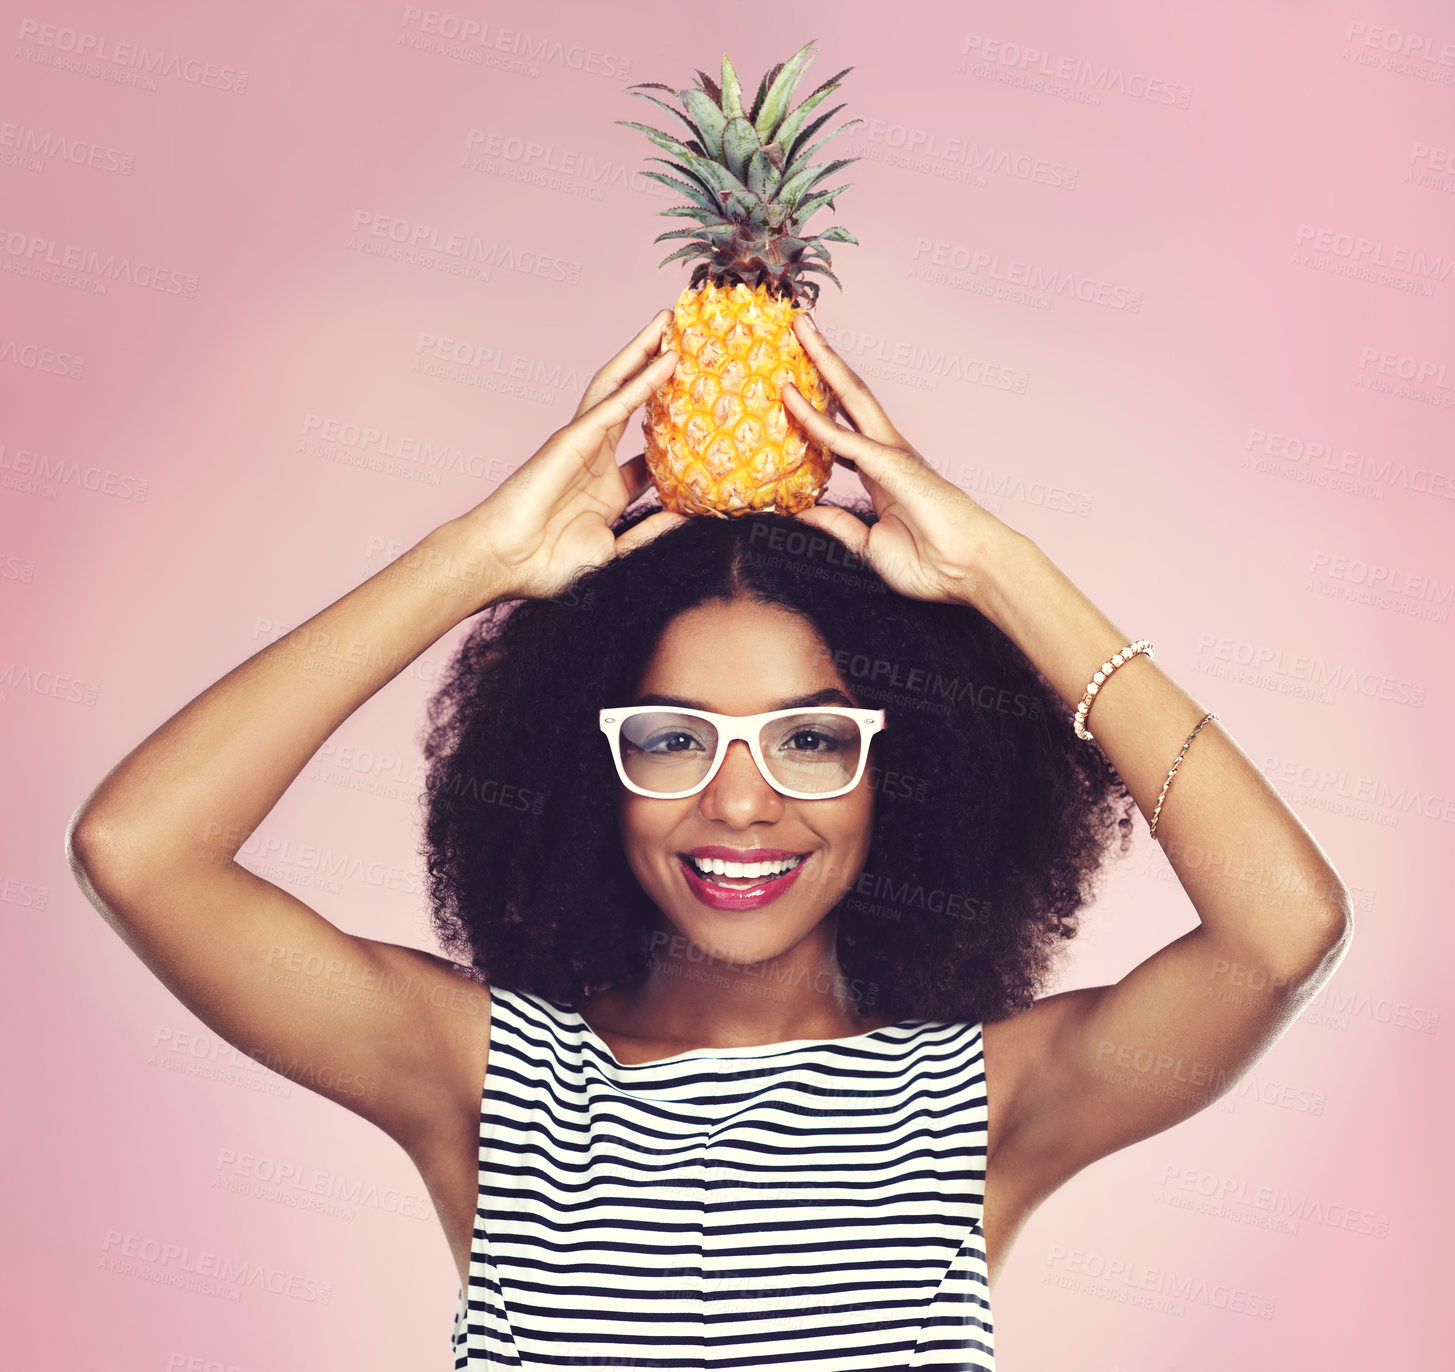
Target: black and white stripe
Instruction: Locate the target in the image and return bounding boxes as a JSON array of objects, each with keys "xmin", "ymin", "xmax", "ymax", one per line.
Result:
[{"xmin": 452, "ymin": 984, "xmax": 993, "ymax": 1370}]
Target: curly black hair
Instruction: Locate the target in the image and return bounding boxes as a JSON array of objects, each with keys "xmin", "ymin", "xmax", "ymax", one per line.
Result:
[{"xmin": 418, "ymin": 495, "xmax": 1135, "ymax": 1025}]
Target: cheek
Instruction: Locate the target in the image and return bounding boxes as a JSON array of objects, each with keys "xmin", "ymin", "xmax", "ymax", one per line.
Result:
[
  {"xmin": 617, "ymin": 795, "xmax": 681, "ymax": 869},
  {"xmin": 821, "ymin": 790, "xmax": 875, "ymax": 861},
  {"xmin": 848, "ymin": 778, "xmax": 876, "ymax": 839},
  {"xmin": 615, "ymin": 799, "xmax": 657, "ymax": 895},
  {"xmin": 849, "ymin": 795, "xmax": 876, "ymax": 852},
  {"xmin": 617, "ymin": 794, "xmax": 649, "ymax": 857}
]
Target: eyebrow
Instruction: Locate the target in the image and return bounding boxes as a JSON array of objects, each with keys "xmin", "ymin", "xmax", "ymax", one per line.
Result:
[{"xmin": 633, "ymin": 687, "xmax": 858, "ymax": 711}]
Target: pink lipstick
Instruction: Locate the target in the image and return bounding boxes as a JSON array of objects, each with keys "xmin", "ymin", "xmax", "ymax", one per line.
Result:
[{"xmin": 678, "ymin": 846, "xmax": 810, "ymax": 911}]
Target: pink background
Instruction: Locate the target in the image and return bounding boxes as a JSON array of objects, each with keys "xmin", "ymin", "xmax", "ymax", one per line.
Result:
[{"xmin": 4, "ymin": 1, "xmax": 1451, "ymax": 1367}]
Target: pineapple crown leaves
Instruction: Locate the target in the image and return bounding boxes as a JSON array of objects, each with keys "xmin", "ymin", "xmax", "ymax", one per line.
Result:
[{"xmin": 615, "ymin": 39, "xmax": 861, "ymax": 304}]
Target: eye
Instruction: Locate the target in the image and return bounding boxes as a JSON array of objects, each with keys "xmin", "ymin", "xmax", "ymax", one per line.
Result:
[
  {"xmin": 642, "ymin": 729, "xmax": 707, "ymax": 754},
  {"xmin": 785, "ymin": 729, "xmax": 840, "ymax": 752}
]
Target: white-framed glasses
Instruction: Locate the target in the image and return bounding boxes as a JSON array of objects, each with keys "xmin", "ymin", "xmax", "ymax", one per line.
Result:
[{"xmin": 598, "ymin": 705, "xmax": 888, "ymax": 801}]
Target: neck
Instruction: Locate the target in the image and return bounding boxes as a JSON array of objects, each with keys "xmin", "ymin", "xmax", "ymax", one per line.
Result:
[{"xmin": 608, "ymin": 917, "xmax": 879, "ymax": 1048}]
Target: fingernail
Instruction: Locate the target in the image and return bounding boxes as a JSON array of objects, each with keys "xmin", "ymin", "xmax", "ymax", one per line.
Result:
[{"xmin": 799, "ymin": 312, "xmax": 819, "ymax": 333}]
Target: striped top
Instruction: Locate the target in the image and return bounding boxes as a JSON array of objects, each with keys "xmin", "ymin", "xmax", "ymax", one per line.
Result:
[{"xmin": 451, "ymin": 983, "xmax": 993, "ymax": 1370}]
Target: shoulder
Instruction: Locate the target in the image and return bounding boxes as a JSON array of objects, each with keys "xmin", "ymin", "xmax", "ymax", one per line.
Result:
[
  {"xmin": 371, "ymin": 941, "xmax": 492, "ymax": 1018},
  {"xmin": 365, "ymin": 942, "xmax": 494, "ymax": 1136},
  {"xmin": 981, "ymin": 987, "xmax": 1101, "ymax": 1161}
]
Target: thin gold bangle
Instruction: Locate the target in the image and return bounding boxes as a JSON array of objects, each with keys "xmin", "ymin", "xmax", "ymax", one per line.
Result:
[{"xmin": 1149, "ymin": 712, "xmax": 1218, "ymax": 841}]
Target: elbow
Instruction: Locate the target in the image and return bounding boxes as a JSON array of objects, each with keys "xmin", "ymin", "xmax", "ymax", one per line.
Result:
[
  {"xmin": 1319, "ymin": 876, "xmax": 1356, "ymax": 951},
  {"xmin": 66, "ymin": 807, "xmax": 112, "ymax": 916},
  {"xmin": 66, "ymin": 808, "xmax": 153, "ymax": 922},
  {"xmin": 1325, "ymin": 888, "xmax": 1355, "ymax": 962},
  {"xmin": 66, "ymin": 805, "xmax": 131, "ymax": 891},
  {"xmin": 65, "ymin": 805, "xmax": 100, "ymax": 877},
  {"xmin": 1281, "ymin": 884, "xmax": 1355, "ymax": 983}
]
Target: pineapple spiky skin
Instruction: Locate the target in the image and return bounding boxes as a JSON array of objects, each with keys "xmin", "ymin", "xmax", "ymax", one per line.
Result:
[
  {"xmin": 645, "ymin": 281, "xmax": 833, "ymax": 516},
  {"xmin": 619, "ymin": 40, "xmax": 860, "ymax": 516}
]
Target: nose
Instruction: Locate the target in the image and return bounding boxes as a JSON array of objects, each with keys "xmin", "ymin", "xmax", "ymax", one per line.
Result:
[{"xmin": 697, "ymin": 739, "xmax": 784, "ymax": 825}]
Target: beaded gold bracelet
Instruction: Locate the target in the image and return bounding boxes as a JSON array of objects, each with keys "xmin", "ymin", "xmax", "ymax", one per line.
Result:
[
  {"xmin": 1148, "ymin": 712, "xmax": 1218, "ymax": 841},
  {"xmin": 1073, "ymin": 640, "xmax": 1155, "ymax": 741}
]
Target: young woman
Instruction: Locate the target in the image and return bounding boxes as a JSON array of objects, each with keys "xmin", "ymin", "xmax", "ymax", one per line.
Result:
[{"xmin": 67, "ymin": 309, "xmax": 1351, "ymax": 1370}]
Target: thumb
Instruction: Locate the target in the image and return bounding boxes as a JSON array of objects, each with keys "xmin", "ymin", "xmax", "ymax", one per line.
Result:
[
  {"xmin": 612, "ymin": 509, "xmax": 689, "ymax": 558},
  {"xmin": 793, "ymin": 505, "xmax": 870, "ymax": 560}
]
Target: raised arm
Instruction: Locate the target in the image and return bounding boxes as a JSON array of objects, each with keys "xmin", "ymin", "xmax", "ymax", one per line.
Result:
[
  {"xmin": 780, "ymin": 312, "xmax": 1351, "ymax": 1189},
  {"xmin": 949, "ymin": 536, "xmax": 1351, "ymax": 1171},
  {"xmin": 66, "ymin": 313, "xmax": 685, "ymax": 1156},
  {"xmin": 66, "ymin": 519, "xmax": 505, "ymax": 1145}
]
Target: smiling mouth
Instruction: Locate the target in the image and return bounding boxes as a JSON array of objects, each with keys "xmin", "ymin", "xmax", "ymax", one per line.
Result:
[{"xmin": 682, "ymin": 853, "xmax": 809, "ymax": 888}]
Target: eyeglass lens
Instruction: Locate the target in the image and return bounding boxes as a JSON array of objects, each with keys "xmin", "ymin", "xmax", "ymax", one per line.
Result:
[{"xmin": 618, "ymin": 710, "xmax": 867, "ymax": 796}]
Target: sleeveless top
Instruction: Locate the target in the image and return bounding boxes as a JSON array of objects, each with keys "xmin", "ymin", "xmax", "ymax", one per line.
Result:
[{"xmin": 451, "ymin": 984, "xmax": 994, "ymax": 1370}]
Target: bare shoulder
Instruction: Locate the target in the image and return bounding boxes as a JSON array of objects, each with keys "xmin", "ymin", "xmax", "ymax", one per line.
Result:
[
  {"xmin": 980, "ymin": 987, "xmax": 1101, "ymax": 1162},
  {"xmin": 69, "ymin": 824, "xmax": 496, "ymax": 1166},
  {"xmin": 978, "ymin": 990, "xmax": 1103, "ymax": 1281},
  {"xmin": 363, "ymin": 940, "xmax": 493, "ymax": 1147}
]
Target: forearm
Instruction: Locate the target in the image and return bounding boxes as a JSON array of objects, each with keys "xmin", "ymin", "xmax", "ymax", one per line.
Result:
[
  {"xmin": 68, "ymin": 518, "xmax": 511, "ymax": 878},
  {"xmin": 975, "ymin": 531, "xmax": 1351, "ymax": 973}
]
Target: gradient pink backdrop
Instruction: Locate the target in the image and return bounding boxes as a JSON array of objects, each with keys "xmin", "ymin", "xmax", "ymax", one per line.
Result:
[{"xmin": 4, "ymin": 1, "xmax": 1451, "ymax": 1368}]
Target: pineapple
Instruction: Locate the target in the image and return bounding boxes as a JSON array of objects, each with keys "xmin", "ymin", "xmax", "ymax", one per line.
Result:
[{"xmin": 619, "ymin": 41, "xmax": 861, "ymax": 516}]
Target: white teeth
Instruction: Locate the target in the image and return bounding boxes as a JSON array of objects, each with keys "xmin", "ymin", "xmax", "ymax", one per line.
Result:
[{"xmin": 688, "ymin": 854, "xmax": 804, "ymax": 882}]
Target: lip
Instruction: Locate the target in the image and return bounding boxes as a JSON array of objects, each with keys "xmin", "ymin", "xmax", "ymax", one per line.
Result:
[
  {"xmin": 677, "ymin": 851, "xmax": 810, "ymax": 911},
  {"xmin": 684, "ymin": 845, "xmax": 806, "ymax": 861}
]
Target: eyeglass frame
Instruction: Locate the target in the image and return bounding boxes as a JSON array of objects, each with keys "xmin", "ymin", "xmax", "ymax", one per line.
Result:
[{"xmin": 598, "ymin": 705, "xmax": 888, "ymax": 801}]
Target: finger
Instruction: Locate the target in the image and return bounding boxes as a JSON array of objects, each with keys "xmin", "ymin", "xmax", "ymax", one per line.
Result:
[
  {"xmin": 793, "ymin": 313, "xmax": 906, "ymax": 446},
  {"xmin": 571, "ymin": 309, "xmax": 672, "ymax": 424},
  {"xmin": 818, "ymin": 401, "xmax": 860, "ymax": 473},
  {"xmin": 566, "ymin": 348, "xmax": 678, "ymax": 461},
  {"xmin": 613, "ymin": 508, "xmax": 689, "ymax": 557},
  {"xmin": 782, "ymin": 382, "xmax": 932, "ymax": 502},
  {"xmin": 617, "ymin": 451, "xmax": 651, "ymax": 506},
  {"xmin": 792, "ymin": 505, "xmax": 871, "ymax": 560},
  {"xmin": 823, "ymin": 404, "xmax": 860, "ymax": 471},
  {"xmin": 825, "ymin": 390, "xmax": 861, "ymax": 439},
  {"xmin": 573, "ymin": 309, "xmax": 674, "ymax": 421}
]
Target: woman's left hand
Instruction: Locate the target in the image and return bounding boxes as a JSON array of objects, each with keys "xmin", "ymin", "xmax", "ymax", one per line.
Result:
[{"xmin": 781, "ymin": 314, "xmax": 1022, "ymax": 611}]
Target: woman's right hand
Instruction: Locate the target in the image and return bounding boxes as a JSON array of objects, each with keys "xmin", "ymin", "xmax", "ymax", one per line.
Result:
[{"xmin": 444, "ymin": 310, "xmax": 688, "ymax": 607}]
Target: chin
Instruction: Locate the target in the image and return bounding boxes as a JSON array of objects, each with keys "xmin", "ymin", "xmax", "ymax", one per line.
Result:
[{"xmin": 662, "ymin": 901, "xmax": 822, "ymax": 962}]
